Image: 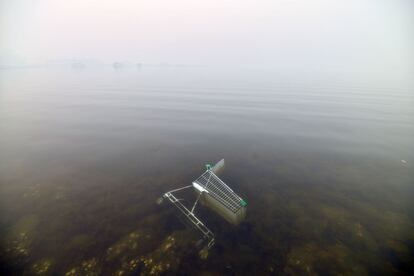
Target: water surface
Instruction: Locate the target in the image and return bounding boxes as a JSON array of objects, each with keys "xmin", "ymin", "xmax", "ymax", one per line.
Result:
[{"xmin": 1, "ymin": 67, "xmax": 413, "ymax": 274}]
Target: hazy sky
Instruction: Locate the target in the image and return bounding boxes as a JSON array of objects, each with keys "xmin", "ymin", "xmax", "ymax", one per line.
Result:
[{"xmin": 1, "ymin": 0, "xmax": 413, "ymax": 80}]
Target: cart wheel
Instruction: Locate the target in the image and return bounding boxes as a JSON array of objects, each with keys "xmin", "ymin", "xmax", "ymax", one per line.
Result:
[
  {"xmin": 195, "ymin": 239, "xmax": 203, "ymax": 247},
  {"xmin": 199, "ymin": 247, "xmax": 209, "ymax": 260},
  {"xmin": 156, "ymin": 197, "xmax": 164, "ymax": 205}
]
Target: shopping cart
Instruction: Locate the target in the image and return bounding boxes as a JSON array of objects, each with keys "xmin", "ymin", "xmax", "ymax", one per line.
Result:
[{"xmin": 159, "ymin": 159, "xmax": 247, "ymax": 249}]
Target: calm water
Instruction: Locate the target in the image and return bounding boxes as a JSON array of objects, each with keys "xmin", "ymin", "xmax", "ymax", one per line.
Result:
[{"xmin": 0, "ymin": 67, "xmax": 413, "ymax": 275}]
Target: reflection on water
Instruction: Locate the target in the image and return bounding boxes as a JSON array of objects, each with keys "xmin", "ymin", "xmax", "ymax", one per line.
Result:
[{"xmin": 0, "ymin": 68, "xmax": 413, "ymax": 274}]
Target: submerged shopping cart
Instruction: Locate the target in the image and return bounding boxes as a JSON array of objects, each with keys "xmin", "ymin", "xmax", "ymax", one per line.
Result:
[{"xmin": 159, "ymin": 159, "xmax": 247, "ymax": 249}]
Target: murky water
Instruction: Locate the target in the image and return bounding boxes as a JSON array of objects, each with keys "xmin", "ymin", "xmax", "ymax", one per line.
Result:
[{"xmin": 1, "ymin": 67, "xmax": 413, "ymax": 275}]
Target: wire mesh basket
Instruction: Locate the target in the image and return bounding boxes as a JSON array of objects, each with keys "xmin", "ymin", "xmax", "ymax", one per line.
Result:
[
  {"xmin": 160, "ymin": 159, "xmax": 247, "ymax": 249},
  {"xmin": 193, "ymin": 169, "xmax": 247, "ymax": 225}
]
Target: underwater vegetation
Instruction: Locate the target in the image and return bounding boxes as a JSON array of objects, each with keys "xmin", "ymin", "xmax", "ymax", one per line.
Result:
[{"xmin": 1, "ymin": 148, "xmax": 413, "ymax": 275}]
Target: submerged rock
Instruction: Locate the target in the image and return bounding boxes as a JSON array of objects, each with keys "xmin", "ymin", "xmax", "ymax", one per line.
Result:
[
  {"xmin": 4, "ymin": 215, "xmax": 39, "ymax": 263},
  {"xmin": 106, "ymin": 231, "xmax": 144, "ymax": 261},
  {"xmin": 31, "ymin": 259, "xmax": 53, "ymax": 275},
  {"xmin": 64, "ymin": 257, "xmax": 100, "ymax": 276}
]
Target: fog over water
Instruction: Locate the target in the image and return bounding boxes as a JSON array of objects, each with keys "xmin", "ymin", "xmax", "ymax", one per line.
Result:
[
  {"xmin": 1, "ymin": 0, "xmax": 414, "ymax": 275},
  {"xmin": 1, "ymin": 0, "xmax": 413, "ymax": 83}
]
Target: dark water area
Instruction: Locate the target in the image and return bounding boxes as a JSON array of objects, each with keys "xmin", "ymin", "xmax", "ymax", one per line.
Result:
[{"xmin": 0, "ymin": 67, "xmax": 413, "ymax": 275}]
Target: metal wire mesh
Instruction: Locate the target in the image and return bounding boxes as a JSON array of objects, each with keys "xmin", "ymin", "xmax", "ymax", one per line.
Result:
[{"xmin": 193, "ymin": 170, "xmax": 243, "ymax": 213}]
